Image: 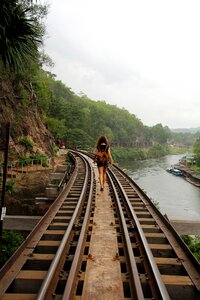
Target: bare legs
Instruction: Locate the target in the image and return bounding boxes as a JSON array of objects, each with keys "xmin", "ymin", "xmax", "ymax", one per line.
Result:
[
  {"xmin": 98, "ymin": 166, "xmax": 107, "ymax": 190},
  {"xmin": 103, "ymin": 169, "xmax": 107, "ymax": 187}
]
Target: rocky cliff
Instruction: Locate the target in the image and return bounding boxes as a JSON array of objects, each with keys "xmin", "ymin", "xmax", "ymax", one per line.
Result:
[{"xmin": 0, "ymin": 75, "xmax": 54, "ymax": 159}]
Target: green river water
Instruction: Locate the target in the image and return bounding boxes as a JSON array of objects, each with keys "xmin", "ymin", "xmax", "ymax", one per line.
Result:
[{"xmin": 118, "ymin": 154, "xmax": 200, "ymax": 221}]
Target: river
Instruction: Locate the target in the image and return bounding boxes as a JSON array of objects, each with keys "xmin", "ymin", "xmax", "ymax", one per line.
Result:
[{"xmin": 118, "ymin": 154, "xmax": 200, "ymax": 221}]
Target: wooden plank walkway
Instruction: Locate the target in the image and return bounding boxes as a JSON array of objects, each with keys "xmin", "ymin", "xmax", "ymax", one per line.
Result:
[{"xmin": 81, "ymin": 165, "xmax": 124, "ymax": 300}]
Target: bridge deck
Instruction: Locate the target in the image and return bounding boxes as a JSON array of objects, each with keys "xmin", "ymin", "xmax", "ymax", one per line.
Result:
[
  {"xmin": 81, "ymin": 166, "xmax": 124, "ymax": 299},
  {"xmin": 4, "ymin": 216, "xmax": 200, "ymax": 236},
  {"xmin": 1, "ymin": 152, "xmax": 200, "ymax": 300}
]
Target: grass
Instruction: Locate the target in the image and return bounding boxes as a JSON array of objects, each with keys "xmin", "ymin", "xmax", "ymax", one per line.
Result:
[{"xmin": 169, "ymin": 147, "xmax": 192, "ymax": 154}]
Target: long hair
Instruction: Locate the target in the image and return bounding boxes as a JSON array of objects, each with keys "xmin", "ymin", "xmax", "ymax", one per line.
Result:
[{"xmin": 96, "ymin": 135, "xmax": 109, "ymax": 150}]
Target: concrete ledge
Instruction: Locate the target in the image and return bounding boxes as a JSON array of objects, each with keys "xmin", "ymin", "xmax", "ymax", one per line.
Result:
[
  {"xmin": 3, "ymin": 215, "xmax": 41, "ymax": 231},
  {"xmin": 170, "ymin": 219, "xmax": 200, "ymax": 235},
  {"xmin": 35, "ymin": 197, "xmax": 54, "ymax": 204},
  {"xmin": 56, "ymin": 165, "xmax": 67, "ymax": 172},
  {"xmin": 49, "ymin": 173, "xmax": 63, "ymax": 180},
  {"xmin": 57, "ymin": 149, "xmax": 68, "ymax": 156},
  {"xmin": 45, "ymin": 187, "xmax": 59, "ymax": 197}
]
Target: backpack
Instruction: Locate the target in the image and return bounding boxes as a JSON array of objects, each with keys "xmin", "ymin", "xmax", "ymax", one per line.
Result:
[{"xmin": 97, "ymin": 147, "xmax": 109, "ymax": 164}]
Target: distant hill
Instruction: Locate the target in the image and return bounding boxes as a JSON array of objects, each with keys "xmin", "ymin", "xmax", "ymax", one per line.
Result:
[{"xmin": 171, "ymin": 127, "xmax": 200, "ymax": 134}]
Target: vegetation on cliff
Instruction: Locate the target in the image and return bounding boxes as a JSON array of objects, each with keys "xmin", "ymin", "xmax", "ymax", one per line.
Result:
[
  {"xmin": 0, "ymin": 1, "xmax": 54, "ymax": 159},
  {"xmin": 182, "ymin": 235, "xmax": 200, "ymax": 263},
  {"xmin": 0, "ymin": 0, "xmax": 199, "ymax": 160}
]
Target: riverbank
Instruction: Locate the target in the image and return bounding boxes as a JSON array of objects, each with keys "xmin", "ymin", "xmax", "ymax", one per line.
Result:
[
  {"xmin": 112, "ymin": 144, "xmax": 169, "ymax": 161},
  {"xmin": 173, "ymin": 163, "xmax": 200, "ymax": 187},
  {"xmin": 111, "ymin": 145, "xmax": 191, "ymax": 162}
]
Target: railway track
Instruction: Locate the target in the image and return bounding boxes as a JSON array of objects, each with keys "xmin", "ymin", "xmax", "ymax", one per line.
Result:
[
  {"xmin": 0, "ymin": 151, "xmax": 95, "ymax": 299},
  {"xmin": 107, "ymin": 164, "xmax": 200, "ymax": 299},
  {"xmin": 0, "ymin": 150, "xmax": 199, "ymax": 299}
]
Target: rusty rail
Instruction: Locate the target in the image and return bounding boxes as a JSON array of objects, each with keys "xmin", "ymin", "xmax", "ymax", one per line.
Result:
[
  {"xmin": 36, "ymin": 153, "xmax": 93, "ymax": 299},
  {"xmin": 62, "ymin": 154, "xmax": 94, "ymax": 299},
  {"xmin": 107, "ymin": 171, "xmax": 145, "ymax": 299},
  {"xmin": 0, "ymin": 152, "xmax": 94, "ymax": 299},
  {"xmin": 108, "ymin": 168, "xmax": 170, "ymax": 299}
]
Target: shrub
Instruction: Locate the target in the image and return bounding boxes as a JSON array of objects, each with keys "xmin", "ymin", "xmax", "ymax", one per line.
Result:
[
  {"xmin": 147, "ymin": 144, "xmax": 168, "ymax": 158},
  {"xmin": 6, "ymin": 181, "xmax": 15, "ymax": 195},
  {"xmin": 0, "ymin": 230, "xmax": 24, "ymax": 268},
  {"xmin": 182, "ymin": 235, "xmax": 200, "ymax": 262},
  {"xmin": 19, "ymin": 136, "xmax": 34, "ymax": 151},
  {"xmin": 111, "ymin": 147, "xmax": 148, "ymax": 161},
  {"xmin": 53, "ymin": 144, "xmax": 59, "ymax": 154},
  {"xmin": 18, "ymin": 155, "xmax": 32, "ymax": 167}
]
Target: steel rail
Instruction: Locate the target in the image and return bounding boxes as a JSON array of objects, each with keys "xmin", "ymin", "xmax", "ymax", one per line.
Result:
[
  {"xmin": 0, "ymin": 159, "xmax": 78, "ymax": 297},
  {"xmin": 107, "ymin": 171, "xmax": 145, "ymax": 300},
  {"xmin": 113, "ymin": 164, "xmax": 200, "ymax": 289},
  {"xmin": 57, "ymin": 168, "xmax": 70, "ymax": 191},
  {"xmin": 57, "ymin": 154, "xmax": 74, "ymax": 191},
  {"xmin": 36, "ymin": 154, "xmax": 89, "ymax": 300},
  {"xmin": 62, "ymin": 153, "xmax": 94, "ymax": 299},
  {"xmin": 108, "ymin": 167, "xmax": 171, "ymax": 300}
]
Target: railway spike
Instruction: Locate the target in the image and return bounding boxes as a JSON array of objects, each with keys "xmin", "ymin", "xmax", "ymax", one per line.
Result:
[
  {"xmin": 87, "ymin": 253, "xmax": 93, "ymax": 260},
  {"xmin": 113, "ymin": 253, "xmax": 120, "ymax": 261},
  {"xmin": 177, "ymin": 257, "xmax": 185, "ymax": 262}
]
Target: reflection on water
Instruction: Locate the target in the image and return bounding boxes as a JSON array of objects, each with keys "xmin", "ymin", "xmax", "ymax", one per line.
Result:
[{"xmin": 118, "ymin": 155, "xmax": 200, "ymax": 220}]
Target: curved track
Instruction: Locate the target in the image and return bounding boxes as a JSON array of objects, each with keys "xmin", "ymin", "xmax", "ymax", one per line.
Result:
[
  {"xmin": 0, "ymin": 151, "xmax": 95, "ymax": 300},
  {"xmin": 0, "ymin": 150, "xmax": 199, "ymax": 300}
]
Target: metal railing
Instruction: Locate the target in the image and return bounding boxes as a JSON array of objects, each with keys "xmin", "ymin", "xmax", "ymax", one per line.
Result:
[{"xmin": 0, "ymin": 157, "xmax": 54, "ymax": 179}]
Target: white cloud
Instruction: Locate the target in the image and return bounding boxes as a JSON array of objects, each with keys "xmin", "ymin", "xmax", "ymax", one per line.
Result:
[{"xmin": 43, "ymin": 0, "xmax": 200, "ymax": 128}]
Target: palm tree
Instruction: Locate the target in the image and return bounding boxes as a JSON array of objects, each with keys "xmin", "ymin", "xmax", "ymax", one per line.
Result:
[{"xmin": 0, "ymin": 0, "xmax": 42, "ymax": 72}]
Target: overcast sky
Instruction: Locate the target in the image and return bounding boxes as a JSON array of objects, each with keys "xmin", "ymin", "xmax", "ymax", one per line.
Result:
[{"xmin": 42, "ymin": 0, "xmax": 200, "ymax": 129}]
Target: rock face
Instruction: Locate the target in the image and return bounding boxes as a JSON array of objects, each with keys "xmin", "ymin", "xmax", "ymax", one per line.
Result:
[{"xmin": 0, "ymin": 75, "xmax": 54, "ymax": 157}]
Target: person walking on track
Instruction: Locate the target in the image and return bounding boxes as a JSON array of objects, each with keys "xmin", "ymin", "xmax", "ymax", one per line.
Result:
[{"xmin": 94, "ymin": 135, "xmax": 113, "ymax": 191}]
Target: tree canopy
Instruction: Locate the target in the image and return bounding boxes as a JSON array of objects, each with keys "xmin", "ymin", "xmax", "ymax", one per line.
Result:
[
  {"xmin": 0, "ymin": 0, "xmax": 44, "ymax": 71},
  {"xmin": 193, "ymin": 137, "xmax": 200, "ymax": 166},
  {"xmin": 0, "ymin": 1, "xmax": 199, "ymax": 154}
]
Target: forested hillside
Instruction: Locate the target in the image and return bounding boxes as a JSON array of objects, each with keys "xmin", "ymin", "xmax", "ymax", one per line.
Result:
[
  {"xmin": 34, "ymin": 70, "xmax": 200, "ymax": 152},
  {"xmin": 31, "ymin": 69, "xmax": 173, "ymax": 151},
  {"xmin": 35, "ymin": 70, "xmax": 166, "ymax": 149},
  {"xmin": 14, "ymin": 66, "xmax": 198, "ymax": 161},
  {"xmin": 0, "ymin": 0, "xmax": 199, "ymax": 162}
]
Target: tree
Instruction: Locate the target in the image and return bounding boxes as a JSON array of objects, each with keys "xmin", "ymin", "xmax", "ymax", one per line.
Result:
[
  {"xmin": 193, "ymin": 137, "xmax": 200, "ymax": 166},
  {"xmin": 151, "ymin": 124, "xmax": 170, "ymax": 145},
  {"xmin": 64, "ymin": 129, "xmax": 94, "ymax": 149},
  {"xmin": 0, "ymin": 0, "xmax": 43, "ymax": 71}
]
